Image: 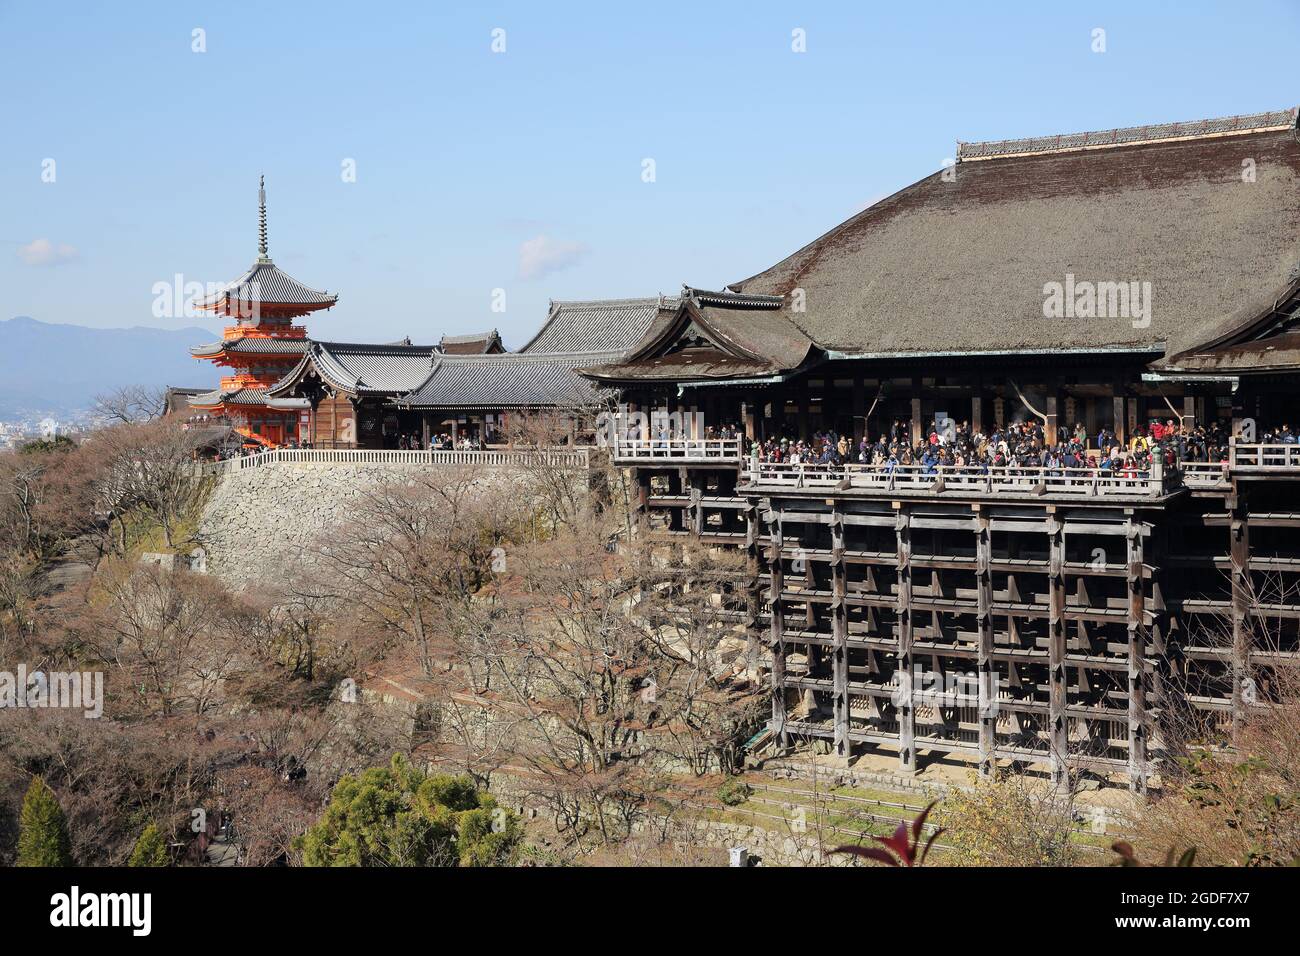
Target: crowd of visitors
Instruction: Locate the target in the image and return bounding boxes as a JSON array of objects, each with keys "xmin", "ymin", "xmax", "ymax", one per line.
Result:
[
  {"xmin": 197, "ymin": 410, "xmax": 1299, "ymax": 471},
  {"xmin": 397, "ymin": 425, "xmax": 504, "ymax": 450},
  {"xmin": 397, "ymin": 432, "xmax": 486, "ymax": 450},
  {"xmin": 748, "ymin": 417, "xmax": 1270, "ymax": 476}
]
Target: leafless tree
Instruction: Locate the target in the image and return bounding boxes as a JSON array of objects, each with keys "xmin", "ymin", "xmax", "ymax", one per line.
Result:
[
  {"xmin": 461, "ymin": 515, "xmax": 762, "ymax": 846},
  {"xmin": 94, "ymin": 384, "xmax": 169, "ymax": 425},
  {"xmin": 76, "ymin": 563, "xmax": 253, "ymax": 718},
  {"xmin": 1131, "ymin": 570, "xmax": 1300, "ymax": 865},
  {"xmin": 311, "ymin": 465, "xmax": 511, "ymax": 677},
  {"xmin": 85, "ymin": 419, "xmax": 207, "ymax": 549}
]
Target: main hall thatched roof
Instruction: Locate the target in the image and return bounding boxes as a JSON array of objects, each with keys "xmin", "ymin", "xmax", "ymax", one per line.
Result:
[{"xmin": 729, "ymin": 109, "xmax": 1300, "ymax": 361}]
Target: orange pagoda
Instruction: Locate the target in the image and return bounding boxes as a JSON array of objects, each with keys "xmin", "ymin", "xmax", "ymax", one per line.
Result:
[{"xmin": 188, "ymin": 177, "xmax": 338, "ymax": 446}]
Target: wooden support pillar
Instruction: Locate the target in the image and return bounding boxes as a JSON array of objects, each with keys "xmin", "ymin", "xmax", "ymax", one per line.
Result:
[
  {"xmin": 1045, "ymin": 395, "xmax": 1059, "ymax": 446},
  {"xmin": 831, "ymin": 508, "xmax": 850, "ymax": 757},
  {"xmin": 910, "ymin": 397, "xmax": 923, "ymax": 447},
  {"xmin": 1229, "ymin": 492, "xmax": 1251, "ymax": 743},
  {"xmin": 975, "ymin": 507, "xmax": 995, "ymax": 777},
  {"xmin": 1125, "ymin": 518, "xmax": 1148, "ymax": 794},
  {"xmin": 797, "ymin": 384, "xmax": 810, "ymax": 438},
  {"xmin": 634, "ymin": 401, "xmax": 649, "ymax": 441},
  {"xmin": 744, "ymin": 500, "xmax": 762, "ymax": 670},
  {"xmin": 1047, "ymin": 512, "xmax": 1068, "ymax": 787},
  {"xmin": 895, "ymin": 505, "xmax": 916, "ymax": 773},
  {"xmin": 633, "ymin": 468, "xmax": 649, "ymax": 521},
  {"xmin": 687, "ymin": 472, "xmax": 704, "ymax": 536},
  {"xmin": 1182, "ymin": 395, "xmax": 1196, "ymax": 432},
  {"xmin": 1113, "ymin": 394, "xmax": 1126, "ymax": 445},
  {"xmin": 852, "ymin": 375, "xmax": 866, "ymax": 444},
  {"xmin": 768, "ymin": 505, "xmax": 788, "ymax": 749},
  {"xmin": 1147, "ymin": 522, "xmax": 1169, "ymax": 711},
  {"xmin": 971, "ymin": 395, "xmax": 984, "ymax": 436}
]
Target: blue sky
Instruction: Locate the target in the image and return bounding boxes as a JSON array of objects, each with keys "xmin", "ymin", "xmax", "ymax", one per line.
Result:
[{"xmin": 2, "ymin": 0, "xmax": 1297, "ymax": 346}]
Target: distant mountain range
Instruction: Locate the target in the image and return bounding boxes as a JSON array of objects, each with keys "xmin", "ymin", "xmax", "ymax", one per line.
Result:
[{"xmin": 0, "ymin": 316, "xmax": 221, "ymax": 419}]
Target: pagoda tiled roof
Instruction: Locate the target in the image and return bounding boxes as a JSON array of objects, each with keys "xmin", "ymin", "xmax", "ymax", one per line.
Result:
[
  {"xmin": 195, "ymin": 259, "xmax": 338, "ymax": 311},
  {"xmin": 188, "ymin": 387, "xmax": 274, "ymax": 408},
  {"xmin": 190, "ymin": 336, "xmax": 312, "ymax": 358}
]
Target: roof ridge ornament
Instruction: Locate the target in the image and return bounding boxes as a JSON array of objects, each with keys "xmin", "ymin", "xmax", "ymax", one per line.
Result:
[
  {"xmin": 958, "ymin": 106, "xmax": 1299, "ymax": 162},
  {"xmin": 257, "ymin": 174, "xmax": 270, "ymax": 261}
]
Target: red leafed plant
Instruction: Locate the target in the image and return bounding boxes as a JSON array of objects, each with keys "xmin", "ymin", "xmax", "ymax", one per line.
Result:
[{"xmin": 829, "ymin": 801, "xmax": 943, "ymax": 867}]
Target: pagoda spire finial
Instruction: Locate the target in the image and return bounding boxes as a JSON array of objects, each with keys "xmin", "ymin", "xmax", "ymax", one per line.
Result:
[{"xmin": 257, "ymin": 174, "xmax": 269, "ymax": 260}]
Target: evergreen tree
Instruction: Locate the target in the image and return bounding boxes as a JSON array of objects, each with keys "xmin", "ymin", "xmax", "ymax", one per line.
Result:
[
  {"xmin": 128, "ymin": 823, "xmax": 170, "ymax": 867},
  {"xmin": 296, "ymin": 754, "xmax": 521, "ymax": 867},
  {"xmin": 16, "ymin": 776, "xmax": 72, "ymax": 867}
]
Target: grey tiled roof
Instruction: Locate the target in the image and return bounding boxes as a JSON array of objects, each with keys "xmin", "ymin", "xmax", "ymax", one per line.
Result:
[
  {"xmin": 270, "ymin": 341, "xmax": 438, "ymax": 396},
  {"xmin": 517, "ymin": 297, "xmax": 674, "ymax": 354},
  {"xmin": 196, "ymin": 259, "xmax": 338, "ymax": 308},
  {"xmin": 190, "ymin": 337, "xmax": 312, "ymax": 357},
  {"xmin": 685, "ymin": 287, "xmax": 783, "ymax": 309},
  {"xmin": 311, "ymin": 342, "xmax": 439, "ymax": 394},
  {"xmin": 398, "ymin": 351, "xmax": 619, "ymax": 409},
  {"xmin": 439, "ymin": 330, "xmax": 504, "ymax": 354}
]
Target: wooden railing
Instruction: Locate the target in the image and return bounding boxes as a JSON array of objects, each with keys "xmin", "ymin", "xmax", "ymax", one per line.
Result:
[
  {"xmin": 1230, "ymin": 441, "xmax": 1300, "ymax": 470},
  {"xmin": 742, "ymin": 460, "xmax": 1166, "ymax": 497},
  {"xmin": 609, "ymin": 437, "xmax": 743, "ymax": 462},
  {"xmin": 1180, "ymin": 461, "xmax": 1230, "ymax": 489},
  {"xmin": 202, "ymin": 447, "xmax": 593, "ymax": 474},
  {"xmin": 1180, "ymin": 443, "xmax": 1300, "ymax": 486}
]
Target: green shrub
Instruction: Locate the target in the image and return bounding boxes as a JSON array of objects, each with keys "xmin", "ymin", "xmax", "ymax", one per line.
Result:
[{"xmin": 716, "ymin": 777, "xmax": 754, "ymax": 807}]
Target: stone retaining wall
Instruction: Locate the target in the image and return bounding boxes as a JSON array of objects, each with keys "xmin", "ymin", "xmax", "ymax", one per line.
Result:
[{"xmin": 197, "ymin": 461, "xmax": 537, "ymax": 586}]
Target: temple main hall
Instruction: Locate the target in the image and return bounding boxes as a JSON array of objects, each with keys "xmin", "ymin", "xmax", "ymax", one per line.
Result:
[{"xmin": 184, "ymin": 106, "xmax": 1300, "ymax": 789}]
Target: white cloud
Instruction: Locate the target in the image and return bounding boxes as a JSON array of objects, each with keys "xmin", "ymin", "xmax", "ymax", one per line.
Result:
[
  {"xmin": 18, "ymin": 238, "xmax": 79, "ymax": 267},
  {"xmin": 517, "ymin": 234, "xmax": 588, "ymax": 281}
]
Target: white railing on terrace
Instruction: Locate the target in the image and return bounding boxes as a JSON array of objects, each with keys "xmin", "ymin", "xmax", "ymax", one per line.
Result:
[
  {"xmin": 609, "ymin": 437, "xmax": 743, "ymax": 462},
  {"xmin": 1180, "ymin": 461, "xmax": 1230, "ymax": 489},
  {"xmin": 741, "ymin": 459, "xmax": 1166, "ymax": 497},
  {"xmin": 201, "ymin": 447, "xmax": 593, "ymax": 474},
  {"xmin": 1230, "ymin": 441, "xmax": 1300, "ymax": 470}
]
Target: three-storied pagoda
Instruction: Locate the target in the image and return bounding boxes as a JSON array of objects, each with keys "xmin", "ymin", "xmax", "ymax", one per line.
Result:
[{"xmin": 188, "ymin": 178, "xmax": 338, "ymax": 446}]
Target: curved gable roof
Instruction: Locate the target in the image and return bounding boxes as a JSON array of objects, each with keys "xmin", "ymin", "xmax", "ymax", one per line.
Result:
[
  {"xmin": 268, "ymin": 341, "xmax": 437, "ymax": 397},
  {"xmin": 439, "ymin": 330, "xmax": 504, "ymax": 354},
  {"xmin": 579, "ymin": 290, "xmax": 816, "ymax": 382}
]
